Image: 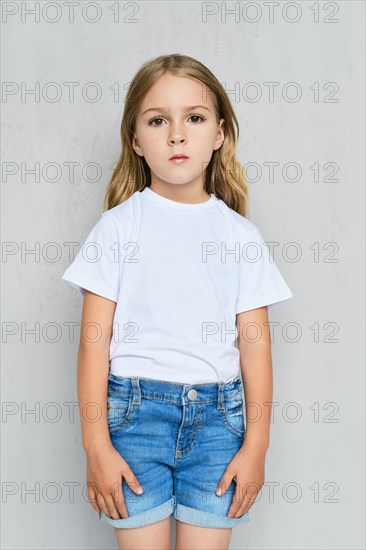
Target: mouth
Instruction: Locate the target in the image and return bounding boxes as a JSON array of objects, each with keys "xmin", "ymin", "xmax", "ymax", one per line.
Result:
[{"xmin": 169, "ymin": 155, "xmax": 189, "ymax": 164}]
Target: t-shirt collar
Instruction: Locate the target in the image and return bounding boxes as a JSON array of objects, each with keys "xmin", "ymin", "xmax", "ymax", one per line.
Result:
[{"xmin": 140, "ymin": 186, "xmax": 219, "ymax": 211}]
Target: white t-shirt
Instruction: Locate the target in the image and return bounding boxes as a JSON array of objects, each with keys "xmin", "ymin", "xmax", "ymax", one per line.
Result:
[{"xmin": 62, "ymin": 187, "xmax": 294, "ymax": 383}]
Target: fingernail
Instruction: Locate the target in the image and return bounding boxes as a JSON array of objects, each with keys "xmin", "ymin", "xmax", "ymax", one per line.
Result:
[
  {"xmin": 216, "ymin": 488, "xmax": 222, "ymax": 496},
  {"xmin": 137, "ymin": 486, "xmax": 144, "ymax": 494}
]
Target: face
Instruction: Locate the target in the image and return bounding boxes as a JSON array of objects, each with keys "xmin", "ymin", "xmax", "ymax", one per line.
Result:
[{"xmin": 132, "ymin": 73, "xmax": 224, "ymax": 193}]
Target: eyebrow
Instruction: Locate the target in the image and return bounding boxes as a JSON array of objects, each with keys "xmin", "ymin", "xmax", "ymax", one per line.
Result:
[{"xmin": 141, "ymin": 105, "xmax": 211, "ymax": 116}]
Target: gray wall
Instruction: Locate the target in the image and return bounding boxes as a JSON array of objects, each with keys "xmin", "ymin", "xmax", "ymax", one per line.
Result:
[{"xmin": 2, "ymin": 1, "xmax": 364, "ymax": 549}]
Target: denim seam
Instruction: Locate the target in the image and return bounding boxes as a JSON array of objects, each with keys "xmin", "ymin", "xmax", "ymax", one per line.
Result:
[
  {"xmin": 108, "ymin": 398, "xmax": 136, "ymax": 432},
  {"xmin": 108, "ymin": 392, "xmax": 241, "ymax": 405},
  {"xmin": 108, "ymin": 373, "xmax": 241, "ymax": 387},
  {"xmin": 175, "ymin": 404, "xmax": 202, "ymax": 459},
  {"xmin": 221, "ymin": 407, "xmax": 245, "ymax": 438}
]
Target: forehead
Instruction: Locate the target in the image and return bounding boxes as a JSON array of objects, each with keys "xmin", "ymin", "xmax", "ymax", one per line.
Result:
[{"xmin": 139, "ymin": 73, "xmax": 215, "ymax": 113}]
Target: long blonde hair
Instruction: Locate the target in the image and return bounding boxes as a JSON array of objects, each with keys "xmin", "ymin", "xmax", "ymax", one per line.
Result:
[{"xmin": 102, "ymin": 53, "xmax": 249, "ymax": 217}]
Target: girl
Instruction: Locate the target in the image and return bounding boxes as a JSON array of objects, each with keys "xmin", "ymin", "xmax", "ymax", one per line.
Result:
[{"xmin": 62, "ymin": 53, "xmax": 293, "ymax": 550}]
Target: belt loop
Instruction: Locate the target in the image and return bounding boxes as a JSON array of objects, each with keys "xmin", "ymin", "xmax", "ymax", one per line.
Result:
[
  {"xmin": 217, "ymin": 381, "xmax": 225, "ymax": 410},
  {"xmin": 131, "ymin": 377, "xmax": 141, "ymax": 405}
]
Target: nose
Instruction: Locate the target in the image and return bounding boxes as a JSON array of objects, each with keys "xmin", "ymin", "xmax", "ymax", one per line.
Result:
[
  {"xmin": 168, "ymin": 122, "xmax": 186, "ymax": 145},
  {"xmin": 169, "ymin": 134, "xmax": 186, "ymax": 145}
]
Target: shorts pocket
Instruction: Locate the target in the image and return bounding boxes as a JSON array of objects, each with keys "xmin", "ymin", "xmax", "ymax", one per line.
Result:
[
  {"xmin": 107, "ymin": 391, "xmax": 135, "ymax": 432},
  {"xmin": 222, "ymin": 392, "xmax": 245, "ymax": 438}
]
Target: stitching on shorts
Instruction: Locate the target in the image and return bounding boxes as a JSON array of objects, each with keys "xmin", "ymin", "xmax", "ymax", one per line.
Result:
[
  {"xmin": 109, "ymin": 374, "xmax": 240, "ymax": 388},
  {"xmin": 108, "ymin": 389, "xmax": 132, "ymax": 398},
  {"xmin": 221, "ymin": 400, "xmax": 245, "ymax": 438},
  {"xmin": 142, "ymin": 396, "xmax": 220, "ymax": 404},
  {"xmin": 108, "ymin": 390, "xmax": 235, "ymax": 405},
  {"xmin": 175, "ymin": 403, "xmax": 203, "ymax": 458},
  {"xmin": 108, "ymin": 399, "xmax": 136, "ymax": 432}
]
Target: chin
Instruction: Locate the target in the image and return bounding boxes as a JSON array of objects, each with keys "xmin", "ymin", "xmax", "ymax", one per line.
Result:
[{"xmin": 153, "ymin": 174, "xmax": 198, "ymax": 187}]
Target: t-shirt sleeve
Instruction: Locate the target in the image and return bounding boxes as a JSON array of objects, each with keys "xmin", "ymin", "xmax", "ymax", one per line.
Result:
[
  {"xmin": 235, "ymin": 224, "xmax": 294, "ymax": 314},
  {"xmin": 62, "ymin": 213, "xmax": 120, "ymax": 302}
]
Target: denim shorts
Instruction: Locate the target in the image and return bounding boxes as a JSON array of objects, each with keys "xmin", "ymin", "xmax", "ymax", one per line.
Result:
[{"xmin": 98, "ymin": 372, "xmax": 250, "ymax": 530}]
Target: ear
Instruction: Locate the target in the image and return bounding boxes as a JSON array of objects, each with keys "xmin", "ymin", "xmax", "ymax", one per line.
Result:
[
  {"xmin": 132, "ymin": 134, "xmax": 144, "ymax": 157},
  {"xmin": 213, "ymin": 118, "xmax": 225, "ymax": 151}
]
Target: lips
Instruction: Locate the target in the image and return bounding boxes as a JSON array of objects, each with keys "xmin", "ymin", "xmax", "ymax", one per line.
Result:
[
  {"xmin": 169, "ymin": 156, "xmax": 189, "ymax": 165},
  {"xmin": 170, "ymin": 154, "xmax": 188, "ymax": 160}
]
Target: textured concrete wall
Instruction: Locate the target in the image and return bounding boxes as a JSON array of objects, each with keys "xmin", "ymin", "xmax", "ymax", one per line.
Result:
[{"xmin": 2, "ymin": 1, "xmax": 364, "ymax": 549}]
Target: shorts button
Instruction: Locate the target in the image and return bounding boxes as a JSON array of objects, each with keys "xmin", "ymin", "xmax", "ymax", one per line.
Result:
[{"xmin": 187, "ymin": 389, "xmax": 197, "ymax": 400}]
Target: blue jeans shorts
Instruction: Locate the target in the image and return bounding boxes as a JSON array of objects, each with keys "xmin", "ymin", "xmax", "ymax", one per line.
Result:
[{"xmin": 98, "ymin": 372, "xmax": 250, "ymax": 530}]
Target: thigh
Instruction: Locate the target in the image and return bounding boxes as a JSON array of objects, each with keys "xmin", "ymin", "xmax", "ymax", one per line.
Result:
[
  {"xmin": 176, "ymin": 521, "xmax": 232, "ymax": 550},
  {"xmin": 114, "ymin": 516, "xmax": 171, "ymax": 550}
]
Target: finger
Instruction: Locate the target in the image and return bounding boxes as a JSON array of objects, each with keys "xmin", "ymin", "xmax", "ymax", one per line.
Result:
[
  {"xmin": 231, "ymin": 488, "xmax": 257, "ymax": 518},
  {"xmin": 231, "ymin": 495, "xmax": 250, "ymax": 518},
  {"xmin": 115, "ymin": 501, "xmax": 129, "ymax": 520},
  {"xmin": 86, "ymin": 482, "xmax": 101, "ymax": 513},
  {"xmin": 227, "ymin": 486, "xmax": 243, "ymax": 518},
  {"xmin": 235, "ymin": 495, "xmax": 255, "ymax": 518},
  {"xmin": 104, "ymin": 493, "xmax": 125, "ymax": 520},
  {"xmin": 122, "ymin": 463, "xmax": 144, "ymax": 495},
  {"xmin": 216, "ymin": 469, "xmax": 234, "ymax": 497},
  {"xmin": 113, "ymin": 477, "xmax": 129, "ymax": 519},
  {"xmin": 96, "ymin": 492, "xmax": 110, "ymax": 519}
]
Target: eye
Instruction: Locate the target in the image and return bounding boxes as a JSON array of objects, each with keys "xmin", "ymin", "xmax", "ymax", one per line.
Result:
[
  {"xmin": 148, "ymin": 117, "xmax": 166, "ymax": 127},
  {"xmin": 148, "ymin": 115, "xmax": 206, "ymax": 126},
  {"xmin": 189, "ymin": 115, "xmax": 206, "ymax": 123}
]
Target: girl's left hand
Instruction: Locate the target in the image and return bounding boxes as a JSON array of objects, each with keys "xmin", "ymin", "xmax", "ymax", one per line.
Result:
[{"xmin": 215, "ymin": 443, "xmax": 266, "ymax": 518}]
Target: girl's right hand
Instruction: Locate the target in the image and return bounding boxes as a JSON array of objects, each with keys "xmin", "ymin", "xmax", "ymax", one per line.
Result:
[{"xmin": 85, "ymin": 444, "xmax": 144, "ymax": 519}]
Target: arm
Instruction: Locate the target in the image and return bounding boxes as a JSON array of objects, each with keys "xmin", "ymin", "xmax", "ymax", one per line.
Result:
[
  {"xmin": 237, "ymin": 305, "xmax": 272, "ymax": 454},
  {"xmin": 216, "ymin": 305, "xmax": 272, "ymax": 517},
  {"xmin": 78, "ymin": 290, "xmax": 116, "ymax": 453},
  {"xmin": 78, "ymin": 290, "xmax": 143, "ymax": 519}
]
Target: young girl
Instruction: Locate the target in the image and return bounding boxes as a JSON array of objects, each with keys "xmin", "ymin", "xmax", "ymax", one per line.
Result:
[{"xmin": 62, "ymin": 53, "xmax": 293, "ymax": 550}]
